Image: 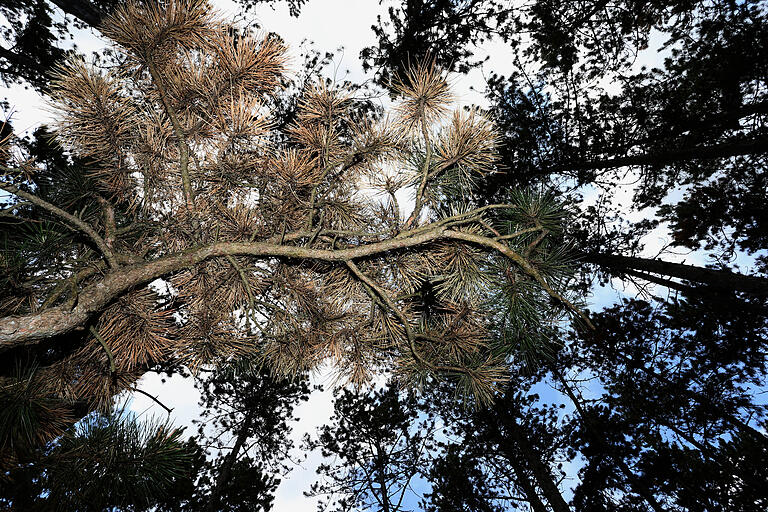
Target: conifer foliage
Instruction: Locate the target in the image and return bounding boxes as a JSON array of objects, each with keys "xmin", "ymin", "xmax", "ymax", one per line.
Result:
[{"xmin": 0, "ymin": 0, "xmax": 585, "ymax": 467}]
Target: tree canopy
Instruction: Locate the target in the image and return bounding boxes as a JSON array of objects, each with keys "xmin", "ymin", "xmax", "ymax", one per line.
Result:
[
  {"xmin": 0, "ymin": 0, "xmax": 587, "ymax": 479},
  {"xmin": 1, "ymin": 0, "xmax": 767, "ymax": 510}
]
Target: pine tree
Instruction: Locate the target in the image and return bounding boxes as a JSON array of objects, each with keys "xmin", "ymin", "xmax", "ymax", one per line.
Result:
[{"xmin": 0, "ymin": 0, "xmax": 585, "ymax": 468}]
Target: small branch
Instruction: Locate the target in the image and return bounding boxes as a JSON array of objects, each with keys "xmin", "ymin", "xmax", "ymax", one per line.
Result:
[
  {"xmin": 346, "ymin": 260, "xmax": 429, "ymax": 369},
  {"xmin": 495, "ymin": 226, "xmax": 541, "ymax": 241},
  {"xmin": 224, "ymin": 254, "xmax": 261, "ymax": 332},
  {"xmin": 403, "ymin": 115, "xmax": 433, "ymax": 230},
  {"xmin": 385, "ymin": 185, "xmax": 401, "ymax": 226},
  {"xmin": 131, "ymin": 387, "xmax": 173, "ymax": 414},
  {"xmin": 524, "ymin": 227, "xmax": 549, "ymax": 257},
  {"xmin": 146, "ymin": 61, "xmax": 194, "ymax": 210},
  {"xmin": 397, "ymin": 203, "xmax": 516, "ymax": 239},
  {"xmin": 1, "ymin": 184, "xmax": 118, "ymax": 268},
  {"xmin": 40, "ymin": 263, "xmax": 104, "ymax": 310},
  {"xmin": 89, "ymin": 325, "xmax": 115, "ymax": 375},
  {"xmin": 479, "ymin": 219, "xmax": 501, "ymax": 237}
]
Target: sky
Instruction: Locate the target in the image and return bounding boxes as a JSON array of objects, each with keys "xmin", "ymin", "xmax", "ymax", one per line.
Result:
[{"xmin": 0, "ymin": 1, "xmax": 741, "ymax": 510}]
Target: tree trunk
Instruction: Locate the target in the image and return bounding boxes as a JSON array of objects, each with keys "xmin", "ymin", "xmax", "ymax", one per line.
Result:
[
  {"xmin": 373, "ymin": 439, "xmax": 391, "ymax": 512},
  {"xmin": 561, "ymin": 136, "xmax": 768, "ymax": 174},
  {"xmin": 580, "ymin": 252, "xmax": 768, "ymax": 295},
  {"xmin": 505, "ymin": 450, "xmax": 550, "ymax": 512},
  {"xmin": 614, "ymin": 268, "xmax": 702, "ymax": 296},
  {"xmin": 48, "ymin": 0, "xmax": 107, "ymax": 27},
  {"xmin": 207, "ymin": 410, "xmax": 254, "ymax": 512},
  {"xmin": 503, "ymin": 421, "xmax": 571, "ymax": 512}
]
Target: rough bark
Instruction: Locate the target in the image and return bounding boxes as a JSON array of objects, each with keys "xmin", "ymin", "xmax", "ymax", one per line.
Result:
[{"xmin": 0, "ymin": 228, "xmax": 449, "ymax": 349}]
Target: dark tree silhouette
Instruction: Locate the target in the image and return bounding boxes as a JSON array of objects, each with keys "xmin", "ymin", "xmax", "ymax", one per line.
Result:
[{"xmin": 304, "ymin": 385, "xmax": 437, "ymax": 512}]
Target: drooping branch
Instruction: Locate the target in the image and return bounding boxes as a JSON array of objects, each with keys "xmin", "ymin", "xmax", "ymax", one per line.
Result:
[
  {"xmin": 89, "ymin": 325, "xmax": 116, "ymax": 374},
  {"xmin": 346, "ymin": 259, "xmax": 432, "ymax": 370},
  {"xmin": 446, "ymin": 230, "xmax": 595, "ymax": 329},
  {"xmin": 346, "ymin": 259, "xmax": 503, "ymax": 378}
]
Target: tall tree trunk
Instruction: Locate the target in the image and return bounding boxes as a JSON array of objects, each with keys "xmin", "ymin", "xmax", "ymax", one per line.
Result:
[
  {"xmin": 580, "ymin": 252, "xmax": 768, "ymax": 295},
  {"xmin": 560, "ymin": 136, "xmax": 768, "ymax": 174},
  {"xmin": 503, "ymin": 421, "xmax": 572, "ymax": 512},
  {"xmin": 486, "ymin": 418, "xmax": 551, "ymax": 512},
  {"xmin": 48, "ymin": 0, "xmax": 107, "ymax": 27},
  {"xmin": 505, "ymin": 449, "xmax": 550, "ymax": 512},
  {"xmin": 207, "ymin": 410, "xmax": 254, "ymax": 512},
  {"xmin": 373, "ymin": 439, "xmax": 391, "ymax": 512}
]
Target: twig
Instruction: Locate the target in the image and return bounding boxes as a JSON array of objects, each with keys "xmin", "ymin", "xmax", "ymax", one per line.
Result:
[
  {"xmin": 89, "ymin": 325, "xmax": 115, "ymax": 375},
  {"xmin": 495, "ymin": 225, "xmax": 541, "ymax": 241},
  {"xmin": 225, "ymin": 254, "xmax": 260, "ymax": 332},
  {"xmin": 131, "ymin": 387, "xmax": 173, "ymax": 414}
]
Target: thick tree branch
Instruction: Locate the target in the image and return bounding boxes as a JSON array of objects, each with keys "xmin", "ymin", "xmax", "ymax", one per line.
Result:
[
  {"xmin": 580, "ymin": 251, "xmax": 768, "ymax": 296},
  {"xmin": 560, "ymin": 136, "xmax": 768, "ymax": 175},
  {"xmin": 0, "ymin": 227, "xmax": 448, "ymax": 348},
  {"xmin": 0, "ymin": 219, "xmax": 593, "ymax": 350}
]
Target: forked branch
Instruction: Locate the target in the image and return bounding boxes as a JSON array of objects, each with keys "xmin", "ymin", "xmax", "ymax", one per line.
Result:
[
  {"xmin": 345, "ymin": 259, "xmax": 470, "ymax": 376},
  {"xmin": 0, "ymin": 184, "xmax": 118, "ymax": 268}
]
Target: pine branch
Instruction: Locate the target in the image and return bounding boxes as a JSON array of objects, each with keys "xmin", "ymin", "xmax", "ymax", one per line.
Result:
[
  {"xmin": 0, "ymin": 184, "xmax": 118, "ymax": 268},
  {"xmin": 146, "ymin": 61, "xmax": 194, "ymax": 211},
  {"xmin": 445, "ymin": 229, "xmax": 595, "ymax": 329},
  {"xmin": 0, "ymin": 206, "xmax": 593, "ymax": 349}
]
